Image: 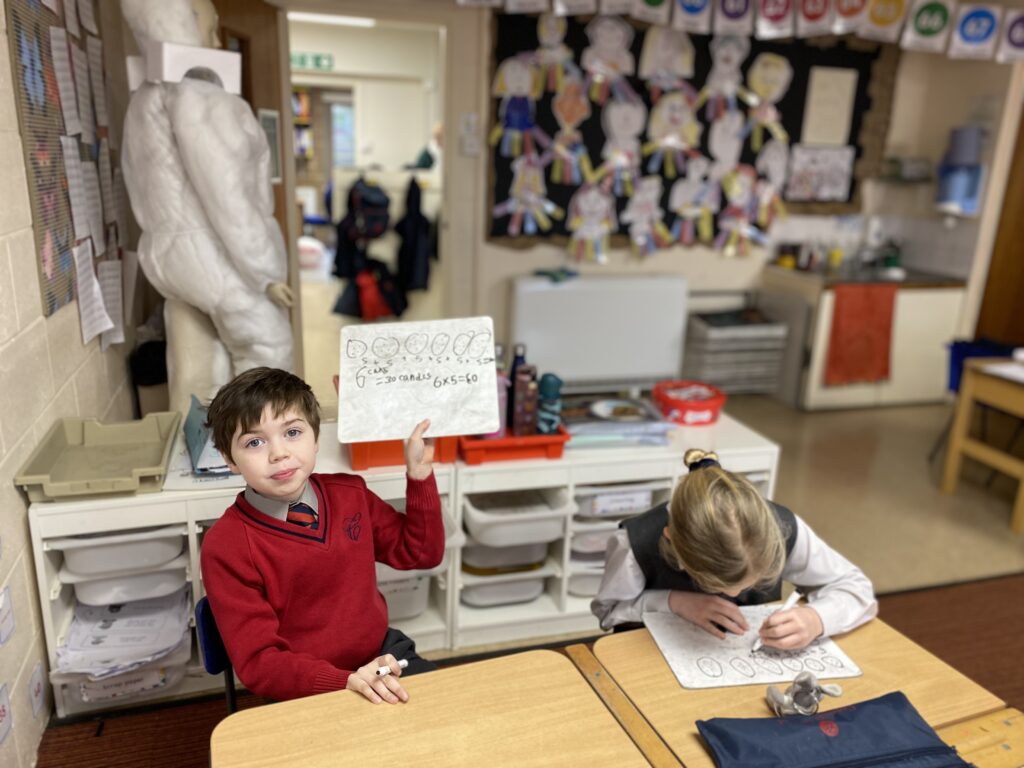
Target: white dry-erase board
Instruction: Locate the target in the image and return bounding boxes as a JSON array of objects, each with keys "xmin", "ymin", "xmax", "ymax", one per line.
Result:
[
  {"xmin": 644, "ymin": 607, "xmax": 862, "ymax": 690},
  {"xmin": 337, "ymin": 317, "xmax": 500, "ymax": 443}
]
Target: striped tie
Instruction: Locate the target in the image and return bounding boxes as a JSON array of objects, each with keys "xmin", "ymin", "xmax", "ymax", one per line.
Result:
[{"xmin": 287, "ymin": 501, "xmax": 318, "ymax": 530}]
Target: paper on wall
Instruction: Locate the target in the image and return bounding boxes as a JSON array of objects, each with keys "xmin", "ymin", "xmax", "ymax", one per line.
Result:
[
  {"xmin": 65, "ymin": 0, "xmax": 80, "ymax": 38},
  {"xmin": 98, "ymin": 261, "xmax": 125, "ymax": 350},
  {"xmin": 832, "ymin": 0, "xmax": 867, "ymax": 33},
  {"xmin": 72, "ymin": 241, "xmax": 114, "ymax": 344},
  {"xmin": 0, "ymin": 586, "xmax": 14, "ymax": 645},
  {"xmin": 714, "ymin": 0, "xmax": 755, "ymax": 34},
  {"xmin": 632, "ymin": 0, "xmax": 673, "ymax": 25},
  {"xmin": 673, "ymin": 0, "xmax": 713, "ymax": 32},
  {"xmin": 337, "ymin": 317, "xmax": 500, "ymax": 443},
  {"xmin": 77, "ymin": 0, "xmax": 98, "ymax": 34},
  {"xmin": 554, "ymin": 0, "xmax": 598, "ymax": 12},
  {"xmin": 0, "ymin": 685, "xmax": 11, "ymax": 747},
  {"xmin": 901, "ymin": 0, "xmax": 956, "ymax": 51},
  {"xmin": 948, "ymin": 3, "xmax": 1002, "ymax": 59},
  {"xmin": 996, "ymin": 9, "xmax": 1024, "ymax": 62},
  {"xmin": 87, "ymin": 36, "xmax": 108, "ymax": 127},
  {"xmin": 71, "ymin": 43, "xmax": 95, "ymax": 143},
  {"xmin": 600, "ymin": 0, "xmax": 635, "ymax": 13},
  {"xmin": 50, "ymin": 27, "xmax": 82, "ymax": 135},
  {"xmin": 785, "ymin": 144, "xmax": 856, "ymax": 201},
  {"xmin": 61, "ymin": 136, "xmax": 90, "ymax": 240},
  {"xmin": 645, "ymin": 608, "xmax": 862, "ymax": 689},
  {"xmin": 506, "ymin": 0, "xmax": 550, "ymax": 11},
  {"xmin": 98, "ymin": 139, "xmax": 115, "ymax": 223},
  {"xmin": 800, "ymin": 66, "xmax": 858, "ymax": 145},
  {"xmin": 455, "ymin": 0, "xmax": 503, "ymax": 5},
  {"xmin": 756, "ymin": 0, "xmax": 795, "ymax": 38},
  {"xmin": 797, "ymin": 0, "xmax": 833, "ymax": 36},
  {"xmin": 29, "ymin": 663, "xmax": 45, "ymax": 719},
  {"xmin": 858, "ymin": 0, "xmax": 909, "ymax": 42},
  {"xmin": 81, "ymin": 160, "xmax": 105, "ymax": 256}
]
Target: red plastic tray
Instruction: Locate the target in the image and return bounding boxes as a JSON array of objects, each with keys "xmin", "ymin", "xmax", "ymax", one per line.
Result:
[
  {"xmin": 347, "ymin": 435, "xmax": 459, "ymax": 471},
  {"xmin": 458, "ymin": 425, "xmax": 571, "ymax": 465}
]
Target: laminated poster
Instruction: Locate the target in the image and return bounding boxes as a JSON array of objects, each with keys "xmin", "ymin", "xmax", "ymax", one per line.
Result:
[
  {"xmin": 29, "ymin": 663, "xmax": 44, "ymax": 719},
  {"xmin": 948, "ymin": 3, "xmax": 1001, "ymax": 59},
  {"xmin": 901, "ymin": 0, "xmax": 956, "ymax": 52},
  {"xmin": 832, "ymin": 0, "xmax": 868, "ymax": 33},
  {"xmin": 797, "ymin": 0, "xmax": 833, "ymax": 36},
  {"xmin": 715, "ymin": 0, "xmax": 755, "ymax": 34},
  {"xmin": 632, "ymin": 0, "xmax": 673, "ymax": 25},
  {"xmin": 600, "ymin": 0, "xmax": 636, "ymax": 13},
  {"xmin": 785, "ymin": 144, "xmax": 855, "ymax": 202},
  {"xmin": 554, "ymin": 0, "xmax": 599, "ymax": 13},
  {"xmin": 996, "ymin": 9, "xmax": 1024, "ymax": 62},
  {"xmin": 0, "ymin": 685, "xmax": 11, "ymax": 747},
  {"xmin": 858, "ymin": 0, "xmax": 909, "ymax": 42},
  {"xmin": 674, "ymin": 0, "xmax": 714, "ymax": 33},
  {"xmin": 756, "ymin": 0, "xmax": 795, "ymax": 39},
  {"xmin": 337, "ymin": 317, "xmax": 500, "ymax": 442}
]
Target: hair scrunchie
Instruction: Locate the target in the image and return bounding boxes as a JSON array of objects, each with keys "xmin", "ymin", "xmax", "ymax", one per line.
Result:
[{"xmin": 683, "ymin": 448, "xmax": 720, "ymax": 473}]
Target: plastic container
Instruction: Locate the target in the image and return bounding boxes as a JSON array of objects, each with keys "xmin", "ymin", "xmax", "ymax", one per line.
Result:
[
  {"xmin": 59, "ymin": 553, "xmax": 189, "ymax": 606},
  {"xmin": 567, "ymin": 568, "xmax": 605, "ymax": 597},
  {"xmin": 458, "ymin": 425, "xmax": 570, "ymax": 465},
  {"xmin": 379, "ymin": 576, "xmax": 430, "ymax": 620},
  {"xmin": 570, "ymin": 527, "xmax": 618, "ymax": 555},
  {"xmin": 462, "ymin": 488, "xmax": 574, "ymax": 546},
  {"xmin": 460, "ymin": 577, "xmax": 544, "ymax": 607},
  {"xmin": 346, "ymin": 435, "xmax": 459, "ymax": 471},
  {"xmin": 462, "ymin": 541, "xmax": 547, "ymax": 574},
  {"xmin": 50, "ymin": 526, "xmax": 186, "ymax": 576},
  {"xmin": 15, "ymin": 412, "xmax": 182, "ymax": 501},
  {"xmin": 651, "ymin": 380, "xmax": 726, "ymax": 426},
  {"xmin": 575, "ymin": 482, "xmax": 663, "ymax": 518}
]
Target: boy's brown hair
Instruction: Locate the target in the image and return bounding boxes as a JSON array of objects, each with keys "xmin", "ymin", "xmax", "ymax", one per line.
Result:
[{"xmin": 206, "ymin": 367, "xmax": 320, "ymax": 462}]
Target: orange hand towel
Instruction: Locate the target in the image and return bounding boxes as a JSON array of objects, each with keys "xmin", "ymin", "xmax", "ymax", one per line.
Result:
[{"xmin": 824, "ymin": 283, "xmax": 899, "ymax": 386}]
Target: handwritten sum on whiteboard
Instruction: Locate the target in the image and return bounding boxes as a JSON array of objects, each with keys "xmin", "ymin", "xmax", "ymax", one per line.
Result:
[{"xmin": 337, "ymin": 317, "xmax": 500, "ymax": 443}]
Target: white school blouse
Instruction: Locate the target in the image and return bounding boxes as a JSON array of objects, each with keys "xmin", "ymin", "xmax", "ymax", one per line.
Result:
[{"xmin": 590, "ymin": 513, "xmax": 878, "ymax": 636}]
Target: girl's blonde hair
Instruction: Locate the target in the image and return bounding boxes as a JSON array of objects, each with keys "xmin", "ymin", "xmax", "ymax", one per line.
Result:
[{"xmin": 659, "ymin": 449, "xmax": 786, "ymax": 595}]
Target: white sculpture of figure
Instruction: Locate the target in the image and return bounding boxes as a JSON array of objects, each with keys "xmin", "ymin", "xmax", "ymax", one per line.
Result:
[{"xmin": 120, "ymin": 0, "xmax": 294, "ymax": 414}]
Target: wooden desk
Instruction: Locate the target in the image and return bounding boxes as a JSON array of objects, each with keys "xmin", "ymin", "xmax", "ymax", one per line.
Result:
[
  {"xmin": 937, "ymin": 708, "xmax": 1024, "ymax": 767},
  {"xmin": 941, "ymin": 358, "xmax": 1024, "ymax": 533},
  {"xmin": 592, "ymin": 621, "xmax": 1004, "ymax": 768},
  {"xmin": 210, "ymin": 650, "xmax": 649, "ymax": 767}
]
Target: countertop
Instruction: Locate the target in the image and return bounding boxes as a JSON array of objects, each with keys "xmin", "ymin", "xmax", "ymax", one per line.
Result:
[{"xmin": 765, "ymin": 264, "xmax": 967, "ymax": 289}]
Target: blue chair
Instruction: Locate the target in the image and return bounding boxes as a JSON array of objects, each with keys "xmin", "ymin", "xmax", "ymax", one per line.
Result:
[{"xmin": 195, "ymin": 596, "xmax": 237, "ymax": 714}]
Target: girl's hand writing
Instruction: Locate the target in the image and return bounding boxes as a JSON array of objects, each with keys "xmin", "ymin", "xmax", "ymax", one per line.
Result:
[
  {"xmin": 346, "ymin": 654, "xmax": 409, "ymax": 705},
  {"xmin": 668, "ymin": 591, "xmax": 749, "ymax": 639},
  {"xmin": 758, "ymin": 605, "xmax": 823, "ymax": 651},
  {"xmin": 405, "ymin": 419, "xmax": 434, "ymax": 480}
]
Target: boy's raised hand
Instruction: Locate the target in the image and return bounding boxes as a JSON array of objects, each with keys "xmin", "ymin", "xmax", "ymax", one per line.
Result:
[
  {"xmin": 346, "ymin": 654, "xmax": 409, "ymax": 705},
  {"xmin": 405, "ymin": 419, "xmax": 434, "ymax": 480}
]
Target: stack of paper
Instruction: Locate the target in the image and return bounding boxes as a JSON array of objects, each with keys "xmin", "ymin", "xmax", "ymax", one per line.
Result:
[
  {"xmin": 562, "ymin": 397, "xmax": 675, "ymax": 449},
  {"xmin": 56, "ymin": 587, "xmax": 191, "ymax": 679}
]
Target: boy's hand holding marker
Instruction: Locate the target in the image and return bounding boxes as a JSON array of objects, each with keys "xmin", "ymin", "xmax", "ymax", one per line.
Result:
[{"xmin": 347, "ymin": 654, "xmax": 409, "ymax": 705}]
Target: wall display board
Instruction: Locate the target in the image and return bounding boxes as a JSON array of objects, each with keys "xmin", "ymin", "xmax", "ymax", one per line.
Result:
[{"xmin": 487, "ymin": 11, "xmax": 897, "ymax": 256}]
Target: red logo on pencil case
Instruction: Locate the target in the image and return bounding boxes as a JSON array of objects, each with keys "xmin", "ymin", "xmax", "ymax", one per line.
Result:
[{"xmin": 819, "ymin": 720, "xmax": 839, "ymax": 738}]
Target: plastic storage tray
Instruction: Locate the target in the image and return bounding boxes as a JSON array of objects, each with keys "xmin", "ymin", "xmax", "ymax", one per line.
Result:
[
  {"xmin": 460, "ymin": 577, "xmax": 544, "ymax": 607},
  {"xmin": 379, "ymin": 576, "xmax": 430, "ymax": 620},
  {"xmin": 59, "ymin": 553, "xmax": 189, "ymax": 606},
  {"xmin": 51, "ymin": 636, "xmax": 191, "ymax": 705},
  {"xmin": 568, "ymin": 568, "xmax": 604, "ymax": 597},
  {"xmin": 49, "ymin": 526, "xmax": 186, "ymax": 575},
  {"xmin": 462, "ymin": 488, "xmax": 575, "ymax": 547},
  {"xmin": 570, "ymin": 527, "xmax": 618, "ymax": 555},
  {"xmin": 458, "ymin": 426, "xmax": 570, "ymax": 465},
  {"xmin": 462, "ymin": 541, "xmax": 547, "ymax": 573},
  {"xmin": 16, "ymin": 412, "xmax": 182, "ymax": 501},
  {"xmin": 347, "ymin": 435, "xmax": 459, "ymax": 470},
  {"xmin": 575, "ymin": 482, "xmax": 667, "ymax": 518}
]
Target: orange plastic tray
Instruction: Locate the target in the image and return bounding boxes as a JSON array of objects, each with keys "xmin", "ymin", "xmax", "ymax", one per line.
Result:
[
  {"xmin": 458, "ymin": 426, "xmax": 570, "ymax": 465},
  {"xmin": 347, "ymin": 435, "xmax": 459, "ymax": 471}
]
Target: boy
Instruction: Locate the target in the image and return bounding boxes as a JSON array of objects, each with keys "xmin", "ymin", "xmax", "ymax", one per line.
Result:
[{"xmin": 200, "ymin": 367, "xmax": 444, "ymax": 703}]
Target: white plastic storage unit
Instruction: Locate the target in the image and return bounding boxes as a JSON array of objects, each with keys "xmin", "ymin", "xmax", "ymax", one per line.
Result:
[{"xmin": 450, "ymin": 413, "xmax": 779, "ymax": 648}]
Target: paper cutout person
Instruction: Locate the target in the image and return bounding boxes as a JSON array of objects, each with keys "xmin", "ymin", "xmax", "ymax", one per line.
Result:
[
  {"xmin": 669, "ymin": 155, "xmax": 716, "ymax": 245},
  {"xmin": 745, "ymin": 53, "xmax": 793, "ymax": 152},
  {"xmin": 638, "ymin": 26, "xmax": 696, "ymax": 103},
  {"xmin": 120, "ymin": 0, "xmax": 294, "ymax": 412},
  {"xmin": 620, "ymin": 176, "xmax": 674, "ymax": 255},
  {"xmin": 695, "ymin": 36, "xmax": 755, "ymax": 120},
  {"xmin": 594, "ymin": 99, "xmax": 648, "ymax": 197},
  {"xmin": 493, "ymin": 153, "xmax": 564, "ymax": 236},
  {"xmin": 490, "ymin": 54, "xmax": 548, "ymax": 158},
  {"xmin": 716, "ymin": 164, "xmax": 766, "ymax": 256},
  {"xmin": 643, "ymin": 91, "xmax": 703, "ymax": 179},
  {"xmin": 536, "ymin": 13, "xmax": 578, "ymax": 93},
  {"xmin": 566, "ymin": 184, "xmax": 618, "ymax": 264},
  {"xmin": 581, "ymin": 16, "xmax": 639, "ymax": 104},
  {"xmin": 754, "ymin": 138, "xmax": 789, "ymax": 228},
  {"xmin": 546, "ymin": 75, "xmax": 594, "ymax": 186}
]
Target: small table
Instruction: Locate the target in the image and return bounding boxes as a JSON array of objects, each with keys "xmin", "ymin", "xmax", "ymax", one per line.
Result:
[
  {"xmin": 941, "ymin": 358, "xmax": 1024, "ymax": 534},
  {"xmin": 210, "ymin": 650, "xmax": 650, "ymax": 768},
  {"xmin": 591, "ymin": 621, "xmax": 1004, "ymax": 768}
]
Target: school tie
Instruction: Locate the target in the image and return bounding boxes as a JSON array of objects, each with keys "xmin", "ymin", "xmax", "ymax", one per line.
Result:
[{"xmin": 286, "ymin": 501, "xmax": 319, "ymax": 530}]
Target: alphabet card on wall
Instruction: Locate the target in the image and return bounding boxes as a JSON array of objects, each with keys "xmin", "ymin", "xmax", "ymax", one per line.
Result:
[
  {"xmin": 645, "ymin": 607, "xmax": 862, "ymax": 689},
  {"xmin": 338, "ymin": 318, "xmax": 500, "ymax": 443}
]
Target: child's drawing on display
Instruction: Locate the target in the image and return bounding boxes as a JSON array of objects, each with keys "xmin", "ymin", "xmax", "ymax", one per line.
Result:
[
  {"xmin": 754, "ymin": 138, "xmax": 789, "ymax": 228},
  {"xmin": 566, "ymin": 184, "xmax": 618, "ymax": 264},
  {"xmin": 744, "ymin": 53, "xmax": 793, "ymax": 152},
  {"xmin": 703, "ymin": 110, "xmax": 745, "ymax": 216},
  {"xmin": 536, "ymin": 14, "xmax": 578, "ymax": 93},
  {"xmin": 621, "ymin": 176, "xmax": 674, "ymax": 255},
  {"xmin": 493, "ymin": 153, "xmax": 564, "ymax": 236},
  {"xmin": 716, "ymin": 165, "xmax": 766, "ymax": 257},
  {"xmin": 669, "ymin": 155, "xmax": 716, "ymax": 245},
  {"xmin": 695, "ymin": 36, "xmax": 755, "ymax": 120},
  {"xmin": 581, "ymin": 16, "xmax": 638, "ymax": 104},
  {"xmin": 594, "ymin": 99, "xmax": 647, "ymax": 197},
  {"xmin": 638, "ymin": 27, "xmax": 696, "ymax": 103},
  {"xmin": 490, "ymin": 55, "xmax": 548, "ymax": 158},
  {"xmin": 643, "ymin": 91, "xmax": 703, "ymax": 179},
  {"xmin": 546, "ymin": 76, "xmax": 593, "ymax": 186}
]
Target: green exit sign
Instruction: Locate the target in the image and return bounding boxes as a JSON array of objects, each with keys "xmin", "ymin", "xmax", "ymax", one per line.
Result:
[{"xmin": 290, "ymin": 52, "xmax": 335, "ymax": 71}]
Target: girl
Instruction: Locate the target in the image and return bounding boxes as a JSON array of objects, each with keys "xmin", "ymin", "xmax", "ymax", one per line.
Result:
[{"xmin": 592, "ymin": 449, "xmax": 877, "ymax": 650}]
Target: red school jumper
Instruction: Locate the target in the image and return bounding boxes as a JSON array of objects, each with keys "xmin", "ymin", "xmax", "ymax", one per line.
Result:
[{"xmin": 200, "ymin": 471, "xmax": 443, "ymax": 701}]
